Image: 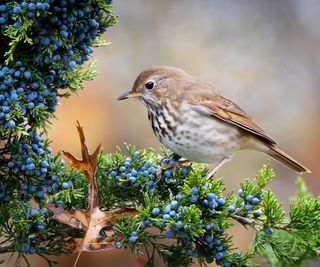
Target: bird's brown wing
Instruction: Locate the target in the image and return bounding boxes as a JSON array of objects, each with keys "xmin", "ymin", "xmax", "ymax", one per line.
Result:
[{"xmin": 188, "ymin": 91, "xmax": 277, "ymax": 145}]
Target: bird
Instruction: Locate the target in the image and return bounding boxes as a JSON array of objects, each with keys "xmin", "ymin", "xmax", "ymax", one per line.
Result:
[{"xmin": 117, "ymin": 66, "xmax": 310, "ymax": 175}]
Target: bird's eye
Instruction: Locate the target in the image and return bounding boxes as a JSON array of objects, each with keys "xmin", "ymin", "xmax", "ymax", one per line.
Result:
[{"xmin": 145, "ymin": 80, "xmax": 154, "ymax": 90}]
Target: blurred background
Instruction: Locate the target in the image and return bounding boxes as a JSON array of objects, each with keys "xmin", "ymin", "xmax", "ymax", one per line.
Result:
[{"xmin": 33, "ymin": 0, "xmax": 320, "ymax": 266}]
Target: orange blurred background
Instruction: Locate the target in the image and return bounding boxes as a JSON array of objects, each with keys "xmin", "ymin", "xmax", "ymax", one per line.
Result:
[{"xmin": 27, "ymin": 1, "xmax": 320, "ymax": 266}]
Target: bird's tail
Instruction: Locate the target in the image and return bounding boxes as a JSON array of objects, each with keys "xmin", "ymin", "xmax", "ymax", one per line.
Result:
[{"xmin": 267, "ymin": 145, "xmax": 311, "ymax": 174}]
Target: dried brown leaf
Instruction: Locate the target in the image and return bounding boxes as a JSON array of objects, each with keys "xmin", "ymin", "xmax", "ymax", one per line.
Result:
[
  {"xmin": 48, "ymin": 122, "xmax": 137, "ymax": 265},
  {"xmin": 45, "ymin": 204, "xmax": 84, "ymax": 230}
]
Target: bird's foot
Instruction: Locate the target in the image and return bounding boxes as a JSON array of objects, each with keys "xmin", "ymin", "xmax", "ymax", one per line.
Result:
[{"xmin": 161, "ymin": 159, "xmax": 191, "ymax": 176}]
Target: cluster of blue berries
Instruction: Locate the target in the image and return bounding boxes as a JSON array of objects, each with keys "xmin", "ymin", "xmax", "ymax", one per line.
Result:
[
  {"xmin": 6, "ymin": 130, "xmax": 69, "ymax": 201},
  {"xmin": 146, "ymin": 193, "xmax": 232, "ymax": 265},
  {"xmin": 12, "ymin": 204, "xmax": 49, "ymax": 254},
  {"xmin": 0, "ymin": 0, "xmax": 113, "ymax": 129},
  {"xmin": 128, "ymin": 231, "xmax": 138, "ymax": 243},
  {"xmin": 0, "ymin": 61, "xmax": 58, "ymax": 129},
  {"xmin": 237, "ymin": 188, "xmax": 262, "ymax": 217},
  {"xmin": 201, "ymin": 222, "xmax": 230, "ymax": 265},
  {"xmin": 200, "ymin": 190, "xmax": 226, "ymax": 213},
  {"xmin": 108, "ymin": 151, "xmax": 187, "ymax": 195},
  {"xmin": 109, "ymin": 151, "xmax": 160, "ymax": 191},
  {"xmin": 0, "ymin": 0, "xmax": 110, "ymax": 72},
  {"xmin": 0, "ymin": 183, "xmax": 10, "ymax": 201},
  {"xmin": 114, "ymin": 230, "xmax": 140, "ymax": 249}
]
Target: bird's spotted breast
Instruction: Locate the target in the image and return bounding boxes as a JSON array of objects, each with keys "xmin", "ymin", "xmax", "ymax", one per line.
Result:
[
  {"xmin": 145, "ymin": 100, "xmax": 177, "ymax": 143},
  {"xmin": 147, "ymin": 101, "xmax": 242, "ymax": 163}
]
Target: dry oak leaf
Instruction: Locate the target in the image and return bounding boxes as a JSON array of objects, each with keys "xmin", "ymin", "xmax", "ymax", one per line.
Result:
[{"xmin": 46, "ymin": 122, "xmax": 137, "ymax": 267}]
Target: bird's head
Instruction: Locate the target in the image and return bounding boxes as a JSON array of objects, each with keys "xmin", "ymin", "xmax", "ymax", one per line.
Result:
[{"xmin": 117, "ymin": 66, "xmax": 194, "ymax": 105}]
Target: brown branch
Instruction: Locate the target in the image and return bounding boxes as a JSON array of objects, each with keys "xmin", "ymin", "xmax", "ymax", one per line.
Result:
[
  {"xmin": 0, "ymin": 245, "xmax": 13, "ymax": 254},
  {"xmin": 216, "ymin": 210, "xmax": 293, "ymax": 232}
]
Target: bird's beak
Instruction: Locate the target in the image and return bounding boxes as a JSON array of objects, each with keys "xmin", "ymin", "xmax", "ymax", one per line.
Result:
[{"xmin": 117, "ymin": 90, "xmax": 140, "ymax": 101}]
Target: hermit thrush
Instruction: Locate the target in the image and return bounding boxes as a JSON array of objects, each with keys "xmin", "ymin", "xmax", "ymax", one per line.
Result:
[{"xmin": 117, "ymin": 66, "xmax": 310, "ymax": 174}]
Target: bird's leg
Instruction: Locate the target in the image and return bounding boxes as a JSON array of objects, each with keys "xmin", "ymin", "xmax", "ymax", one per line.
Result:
[{"xmin": 207, "ymin": 156, "xmax": 231, "ymax": 178}]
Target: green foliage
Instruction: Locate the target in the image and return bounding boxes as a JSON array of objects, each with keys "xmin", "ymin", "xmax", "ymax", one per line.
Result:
[
  {"xmin": 60, "ymin": 61, "xmax": 98, "ymax": 93},
  {"xmin": 253, "ymin": 176, "xmax": 319, "ymax": 266},
  {"xmin": 0, "ymin": 1, "xmax": 318, "ymax": 266},
  {"xmin": 2, "ymin": 138, "xmax": 318, "ymax": 266},
  {"xmin": 3, "ymin": 18, "xmax": 33, "ymax": 64},
  {"xmin": 89, "ymin": 147, "xmax": 320, "ymax": 266},
  {"xmin": 262, "ymin": 190, "xmax": 285, "ymax": 225}
]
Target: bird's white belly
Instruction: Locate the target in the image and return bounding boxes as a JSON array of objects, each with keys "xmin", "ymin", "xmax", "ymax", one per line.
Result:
[{"xmin": 159, "ymin": 104, "xmax": 242, "ymax": 163}]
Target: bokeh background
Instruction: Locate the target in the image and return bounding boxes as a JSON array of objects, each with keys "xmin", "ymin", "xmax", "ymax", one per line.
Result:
[{"xmin": 31, "ymin": 0, "xmax": 320, "ymax": 266}]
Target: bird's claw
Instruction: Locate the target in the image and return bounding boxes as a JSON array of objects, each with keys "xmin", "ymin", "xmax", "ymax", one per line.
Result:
[{"xmin": 162, "ymin": 160, "xmax": 191, "ymax": 176}]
